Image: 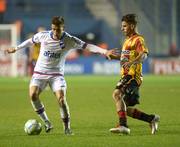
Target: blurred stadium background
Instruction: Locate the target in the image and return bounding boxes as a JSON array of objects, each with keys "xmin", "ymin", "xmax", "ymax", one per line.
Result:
[
  {"xmin": 0, "ymin": 0, "xmax": 180, "ymax": 76},
  {"xmin": 1, "ymin": 2, "xmax": 180, "ymax": 146}
]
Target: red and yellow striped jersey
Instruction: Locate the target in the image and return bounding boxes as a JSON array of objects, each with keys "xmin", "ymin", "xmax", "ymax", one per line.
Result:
[{"xmin": 120, "ymin": 33, "xmax": 148, "ymax": 84}]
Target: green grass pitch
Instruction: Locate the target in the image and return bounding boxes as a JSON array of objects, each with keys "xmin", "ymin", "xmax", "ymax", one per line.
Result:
[{"xmin": 0, "ymin": 75, "xmax": 180, "ymax": 147}]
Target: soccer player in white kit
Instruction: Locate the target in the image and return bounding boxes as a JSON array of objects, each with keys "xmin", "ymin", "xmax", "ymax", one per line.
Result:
[{"xmin": 5, "ymin": 16, "xmax": 114, "ymax": 135}]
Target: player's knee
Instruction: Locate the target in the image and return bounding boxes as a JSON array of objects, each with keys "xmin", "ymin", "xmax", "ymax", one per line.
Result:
[
  {"xmin": 58, "ymin": 95, "xmax": 65, "ymax": 105},
  {"xmin": 29, "ymin": 91, "xmax": 39, "ymax": 101},
  {"xmin": 112, "ymin": 90, "xmax": 121, "ymax": 101},
  {"xmin": 29, "ymin": 86, "xmax": 40, "ymax": 101}
]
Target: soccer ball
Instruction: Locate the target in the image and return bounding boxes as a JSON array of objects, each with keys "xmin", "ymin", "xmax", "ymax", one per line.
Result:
[{"xmin": 24, "ymin": 119, "xmax": 42, "ymax": 135}]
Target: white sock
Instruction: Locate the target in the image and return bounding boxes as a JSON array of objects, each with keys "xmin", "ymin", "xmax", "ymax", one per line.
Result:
[
  {"xmin": 59, "ymin": 100, "xmax": 70, "ymax": 129},
  {"xmin": 31, "ymin": 99, "xmax": 49, "ymax": 124}
]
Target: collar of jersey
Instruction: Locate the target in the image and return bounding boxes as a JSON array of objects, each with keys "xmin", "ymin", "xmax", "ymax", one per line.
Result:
[{"xmin": 50, "ymin": 31, "xmax": 65, "ymax": 41}]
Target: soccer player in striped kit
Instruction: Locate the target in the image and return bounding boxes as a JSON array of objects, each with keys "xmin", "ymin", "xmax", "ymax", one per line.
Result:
[
  {"xmin": 109, "ymin": 14, "xmax": 160, "ymax": 135},
  {"xmin": 5, "ymin": 16, "xmax": 113, "ymax": 135}
]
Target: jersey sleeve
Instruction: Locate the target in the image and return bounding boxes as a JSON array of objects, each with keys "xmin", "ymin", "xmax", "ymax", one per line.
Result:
[
  {"xmin": 135, "ymin": 37, "xmax": 148, "ymax": 54},
  {"xmin": 70, "ymin": 35, "xmax": 87, "ymax": 49},
  {"xmin": 32, "ymin": 32, "xmax": 41, "ymax": 44}
]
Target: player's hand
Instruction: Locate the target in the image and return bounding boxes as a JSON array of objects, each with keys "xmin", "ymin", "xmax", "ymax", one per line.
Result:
[
  {"xmin": 105, "ymin": 48, "xmax": 120, "ymax": 60},
  {"xmin": 105, "ymin": 49, "xmax": 115, "ymax": 60},
  {"xmin": 105, "ymin": 49, "xmax": 119, "ymax": 60},
  {"xmin": 4, "ymin": 47, "xmax": 16, "ymax": 54}
]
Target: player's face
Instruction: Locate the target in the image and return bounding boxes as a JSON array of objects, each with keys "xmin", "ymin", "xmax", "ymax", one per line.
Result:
[
  {"xmin": 51, "ymin": 24, "xmax": 64, "ymax": 39},
  {"xmin": 121, "ymin": 21, "xmax": 135, "ymax": 37}
]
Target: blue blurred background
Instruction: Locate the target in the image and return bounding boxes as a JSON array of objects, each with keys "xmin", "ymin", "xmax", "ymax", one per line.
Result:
[{"xmin": 0, "ymin": 0, "xmax": 180, "ymax": 76}]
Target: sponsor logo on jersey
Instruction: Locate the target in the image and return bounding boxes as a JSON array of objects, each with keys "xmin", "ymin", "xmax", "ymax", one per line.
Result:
[
  {"xmin": 121, "ymin": 50, "xmax": 130, "ymax": 55},
  {"xmin": 44, "ymin": 51, "xmax": 61, "ymax": 58}
]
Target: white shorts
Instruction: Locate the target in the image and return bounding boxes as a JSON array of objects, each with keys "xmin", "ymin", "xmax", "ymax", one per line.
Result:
[{"xmin": 30, "ymin": 73, "xmax": 67, "ymax": 92}]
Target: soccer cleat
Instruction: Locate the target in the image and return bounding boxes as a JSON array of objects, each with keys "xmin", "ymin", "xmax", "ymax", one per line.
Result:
[
  {"xmin": 150, "ymin": 114, "xmax": 160, "ymax": 134},
  {"xmin": 109, "ymin": 125, "xmax": 130, "ymax": 135},
  {"xmin": 64, "ymin": 128, "xmax": 74, "ymax": 135},
  {"xmin": 44, "ymin": 121, "xmax": 53, "ymax": 133}
]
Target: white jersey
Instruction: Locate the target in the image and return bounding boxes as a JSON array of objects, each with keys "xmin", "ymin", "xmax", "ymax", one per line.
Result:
[{"xmin": 32, "ymin": 31, "xmax": 86, "ymax": 75}]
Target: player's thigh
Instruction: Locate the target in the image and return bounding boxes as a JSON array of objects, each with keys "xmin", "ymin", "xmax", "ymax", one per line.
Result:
[
  {"xmin": 49, "ymin": 76, "xmax": 67, "ymax": 92},
  {"xmin": 112, "ymin": 89, "xmax": 121, "ymax": 100},
  {"xmin": 29, "ymin": 78, "xmax": 47, "ymax": 98},
  {"xmin": 49, "ymin": 76, "xmax": 67, "ymax": 102},
  {"xmin": 123, "ymin": 80, "xmax": 140, "ymax": 106}
]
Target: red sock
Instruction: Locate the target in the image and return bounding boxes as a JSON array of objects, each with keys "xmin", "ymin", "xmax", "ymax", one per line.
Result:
[{"xmin": 117, "ymin": 110, "xmax": 127, "ymax": 127}]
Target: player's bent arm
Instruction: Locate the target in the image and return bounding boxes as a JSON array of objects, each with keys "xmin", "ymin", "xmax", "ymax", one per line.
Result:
[
  {"xmin": 122, "ymin": 51, "xmax": 147, "ymax": 68},
  {"xmin": 130, "ymin": 51, "xmax": 148, "ymax": 65}
]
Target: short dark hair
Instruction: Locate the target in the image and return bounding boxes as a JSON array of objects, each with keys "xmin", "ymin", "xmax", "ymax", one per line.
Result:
[
  {"xmin": 52, "ymin": 16, "xmax": 64, "ymax": 26},
  {"xmin": 122, "ymin": 14, "xmax": 137, "ymax": 26}
]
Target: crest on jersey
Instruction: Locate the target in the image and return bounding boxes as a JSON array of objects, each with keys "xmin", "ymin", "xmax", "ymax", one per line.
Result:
[{"xmin": 59, "ymin": 41, "xmax": 65, "ymax": 49}]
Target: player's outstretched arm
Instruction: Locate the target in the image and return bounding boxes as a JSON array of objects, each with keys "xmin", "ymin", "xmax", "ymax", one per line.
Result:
[
  {"xmin": 85, "ymin": 44, "xmax": 119, "ymax": 60},
  {"xmin": 5, "ymin": 38, "xmax": 34, "ymax": 54}
]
